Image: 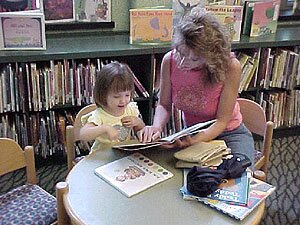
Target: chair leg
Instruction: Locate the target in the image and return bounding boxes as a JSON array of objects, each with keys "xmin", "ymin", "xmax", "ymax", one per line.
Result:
[{"xmin": 56, "ymin": 182, "xmax": 71, "ymax": 225}]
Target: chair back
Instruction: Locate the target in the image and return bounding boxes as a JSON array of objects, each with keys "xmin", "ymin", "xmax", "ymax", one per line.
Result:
[
  {"xmin": 237, "ymin": 98, "xmax": 274, "ymax": 177},
  {"xmin": 73, "ymin": 104, "xmax": 97, "ymax": 141},
  {"xmin": 0, "ymin": 138, "xmax": 36, "ymax": 184},
  {"xmin": 56, "ymin": 181, "xmax": 83, "ymax": 225},
  {"xmin": 66, "ymin": 104, "xmax": 97, "ymax": 172}
]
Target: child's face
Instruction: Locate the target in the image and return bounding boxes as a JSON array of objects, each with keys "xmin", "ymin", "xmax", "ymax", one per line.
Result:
[
  {"xmin": 104, "ymin": 90, "xmax": 131, "ymax": 116},
  {"xmin": 176, "ymin": 44, "xmax": 206, "ymax": 71}
]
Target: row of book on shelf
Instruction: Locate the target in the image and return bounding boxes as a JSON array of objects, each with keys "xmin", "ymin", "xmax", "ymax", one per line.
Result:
[
  {"xmin": 237, "ymin": 46, "xmax": 300, "ymax": 93},
  {"xmin": 129, "ymin": 0, "xmax": 281, "ymax": 45},
  {"xmin": 0, "ymin": 108, "xmax": 94, "ymax": 158},
  {"xmin": 0, "ymin": 59, "xmax": 150, "ymax": 114}
]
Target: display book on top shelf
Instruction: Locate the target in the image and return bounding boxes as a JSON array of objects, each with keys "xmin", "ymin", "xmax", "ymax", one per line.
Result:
[{"xmin": 0, "ymin": 38, "xmax": 156, "ymax": 159}]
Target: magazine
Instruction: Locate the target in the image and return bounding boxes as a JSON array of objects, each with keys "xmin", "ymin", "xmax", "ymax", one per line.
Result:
[
  {"xmin": 94, "ymin": 153, "xmax": 173, "ymax": 197},
  {"xmin": 113, "ymin": 119, "xmax": 216, "ymax": 151},
  {"xmin": 180, "ymin": 173, "xmax": 276, "ymax": 220}
]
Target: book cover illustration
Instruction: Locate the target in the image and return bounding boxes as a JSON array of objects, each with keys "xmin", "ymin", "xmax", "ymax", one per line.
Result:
[
  {"xmin": 94, "ymin": 153, "xmax": 174, "ymax": 197},
  {"xmin": 0, "ymin": 0, "xmax": 38, "ymax": 12},
  {"xmin": 205, "ymin": 5, "xmax": 243, "ymax": 41},
  {"xmin": 250, "ymin": 0, "xmax": 280, "ymax": 37},
  {"xmin": 172, "ymin": 0, "xmax": 202, "ymax": 26},
  {"xmin": 129, "ymin": 9, "xmax": 173, "ymax": 45},
  {"xmin": 180, "ymin": 176, "xmax": 276, "ymax": 220},
  {"xmin": 43, "ymin": 0, "xmax": 75, "ymax": 23},
  {"xmin": 0, "ymin": 12, "xmax": 46, "ymax": 50},
  {"xmin": 75, "ymin": 0, "xmax": 111, "ymax": 22},
  {"xmin": 206, "ymin": 170, "xmax": 251, "ymax": 205}
]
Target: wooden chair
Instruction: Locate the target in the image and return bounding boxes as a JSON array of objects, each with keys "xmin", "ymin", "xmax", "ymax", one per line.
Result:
[
  {"xmin": 56, "ymin": 181, "xmax": 83, "ymax": 225},
  {"xmin": 66, "ymin": 104, "xmax": 97, "ymax": 172},
  {"xmin": 0, "ymin": 138, "xmax": 57, "ymax": 225},
  {"xmin": 237, "ymin": 98, "xmax": 274, "ymax": 181}
]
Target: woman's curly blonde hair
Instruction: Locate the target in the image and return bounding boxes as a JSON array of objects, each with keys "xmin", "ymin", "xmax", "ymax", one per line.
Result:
[{"xmin": 173, "ymin": 9, "xmax": 231, "ymax": 83}]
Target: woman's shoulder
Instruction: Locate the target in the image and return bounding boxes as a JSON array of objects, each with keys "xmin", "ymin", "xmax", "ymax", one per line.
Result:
[{"xmin": 163, "ymin": 50, "xmax": 173, "ymax": 61}]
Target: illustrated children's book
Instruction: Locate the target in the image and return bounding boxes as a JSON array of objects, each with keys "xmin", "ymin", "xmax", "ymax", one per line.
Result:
[
  {"xmin": 172, "ymin": 0, "xmax": 203, "ymax": 27},
  {"xmin": 0, "ymin": 12, "xmax": 46, "ymax": 50},
  {"xmin": 75, "ymin": 0, "xmax": 111, "ymax": 22},
  {"xmin": 249, "ymin": 0, "xmax": 280, "ymax": 37},
  {"xmin": 129, "ymin": 8, "xmax": 173, "ymax": 45},
  {"xmin": 94, "ymin": 153, "xmax": 174, "ymax": 197},
  {"xmin": 205, "ymin": 5, "xmax": 244, "ymax": 41},
  {"xmin": 43, "ymin": 0, "xmax": 75, "ymax": 23},
  {"xmin": 206, "ymin": 170, "xmax": 251, "ymax": 205},
  {"xmin": 112, "ymin": 119, "xmax": 216, "ymax": 151},
  {"xmin": 180, "ymin": 175, "xmax": 276, "ymax": 220}
]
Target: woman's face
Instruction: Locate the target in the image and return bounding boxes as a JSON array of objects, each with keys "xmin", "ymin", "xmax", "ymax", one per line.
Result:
[{"xmin": 175, "ymin": 44, "xmax": 206, "ymax": 71}]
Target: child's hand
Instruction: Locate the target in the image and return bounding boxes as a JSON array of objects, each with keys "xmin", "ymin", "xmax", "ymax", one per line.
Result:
[
  {"xmin": 104, "ymin": 125, "xmax": 119, "ymax": 141},
  {"xmin": 121, "ymin": 116, "xmax": 139, "ymax": 128}
]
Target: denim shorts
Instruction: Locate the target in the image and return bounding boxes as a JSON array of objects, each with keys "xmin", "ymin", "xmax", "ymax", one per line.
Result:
[{"xmin": 216, "ymin": 123, "xmax": 255, "ymax": 168}]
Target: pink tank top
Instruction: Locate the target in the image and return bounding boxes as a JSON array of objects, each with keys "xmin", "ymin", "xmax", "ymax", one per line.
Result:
[{"xmin": 170, "ymin": 50, "xmax": 242, "ymax": 131}]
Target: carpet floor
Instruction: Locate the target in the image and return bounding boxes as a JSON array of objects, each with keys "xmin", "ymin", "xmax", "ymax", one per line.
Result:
[{"xmin": 1, "ymin": 136, "xmax": 299, "ymax": 225}]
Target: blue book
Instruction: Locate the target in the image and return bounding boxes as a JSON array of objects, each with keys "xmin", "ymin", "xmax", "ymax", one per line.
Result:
[{"xmin": 206, "ymin": 170, "xmax": 251, "ymax": 206}]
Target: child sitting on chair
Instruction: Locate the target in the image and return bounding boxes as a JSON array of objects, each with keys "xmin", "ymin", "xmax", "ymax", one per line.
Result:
[{"xmin": 79, "ymin": 62, "xmax": 145, "ymax": 152}]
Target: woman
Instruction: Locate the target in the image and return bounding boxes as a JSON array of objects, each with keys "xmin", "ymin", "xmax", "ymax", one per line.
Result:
[{"xmin": 138, "ymin": 9, "xmax": 255, "ymax": 164}]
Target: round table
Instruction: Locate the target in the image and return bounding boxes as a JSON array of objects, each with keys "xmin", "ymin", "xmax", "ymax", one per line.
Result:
[{"xmin": 65, "ymin": 145, "xmax": 264, "ymax": 225}]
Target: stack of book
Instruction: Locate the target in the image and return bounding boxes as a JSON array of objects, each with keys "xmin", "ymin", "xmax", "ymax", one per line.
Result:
[{"xmin": 180, "ymin": 169, "xmax": 275, "ymax": 220}]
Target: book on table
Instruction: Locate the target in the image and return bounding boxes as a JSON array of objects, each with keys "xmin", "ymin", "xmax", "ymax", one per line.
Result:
[
  {"xmin": 94, "ymin": 153, "xmax": 173, "ymax": 197},
  {"xmin": 180, "ymin": 170, "xmax": 276, "ymax": 220}
]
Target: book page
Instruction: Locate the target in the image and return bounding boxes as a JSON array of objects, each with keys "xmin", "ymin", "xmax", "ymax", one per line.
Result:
[{"xmin": 113, "ymin": 119, "xmax": 216, "ymax": 151}]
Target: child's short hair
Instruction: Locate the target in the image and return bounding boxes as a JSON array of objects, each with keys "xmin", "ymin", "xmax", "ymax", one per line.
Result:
[{"xmin": 93, "ymin": 62, "xmax": 135, "ymax": 107}]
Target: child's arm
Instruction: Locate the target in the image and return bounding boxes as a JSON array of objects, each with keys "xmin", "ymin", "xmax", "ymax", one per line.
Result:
[
  {"xmin": 121, "ymin": 116, "xmax": 145, "ymax": 132},
  {"xmin": 79, "ymin": 122, "xmax": 119, "ymax": 141}
]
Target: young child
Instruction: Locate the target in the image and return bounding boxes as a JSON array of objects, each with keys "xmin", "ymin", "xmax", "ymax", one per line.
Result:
[
  {"xmin": 139, "ymin": 9, "xmax": 255, "ymax": 165},
  {"xmin": 80, "ymin": 62, "xmax": 145, "ymax": 152}
]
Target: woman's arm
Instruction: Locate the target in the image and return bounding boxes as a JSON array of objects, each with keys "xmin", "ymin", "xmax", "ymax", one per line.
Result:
[{"xmin": 138, "ymin": 51, "xmax": 173, "ymax": 142}]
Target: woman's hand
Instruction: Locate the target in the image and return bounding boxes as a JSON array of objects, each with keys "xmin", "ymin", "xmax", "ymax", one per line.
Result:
[
  {"xmin": 161, "ymin": 134, "xmax": 197, "ymax": 150},
  {"xmin": 137, "ymin": 126, "xmax": 161, "ymax": 143}
]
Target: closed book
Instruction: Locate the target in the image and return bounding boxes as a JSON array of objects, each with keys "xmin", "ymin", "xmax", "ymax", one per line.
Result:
[
  {"xmin": 180, "ymin": 176, "xmax": 276, "ymax": 220},
  {"xmin": 94, "ymin": 153, "xmax": 173, "ymax": 197},
  {"xmin": 129, "ymin": 8, "xmax": 173, "ymax": 45},
  {"xmin": 250, "ymin": 0, "xmax": 280, "ymax": 37},
  {"xmin": 205, "ymin": 5, "xmax": 243, "ymax": 41},
  {"xmin": 206, "ymin": 170, "xmax": 251, "ymax": 206}
]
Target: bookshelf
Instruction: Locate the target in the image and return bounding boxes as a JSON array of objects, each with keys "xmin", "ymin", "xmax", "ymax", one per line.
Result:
[{"xmin": 0, "ymin": 24, "xmax": 300, "ymax": 159}]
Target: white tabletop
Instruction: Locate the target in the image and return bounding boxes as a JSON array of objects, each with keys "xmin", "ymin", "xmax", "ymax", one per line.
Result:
[{"xmin": 65, "ymin": 145, "xmax": 264, "ymax": 225}]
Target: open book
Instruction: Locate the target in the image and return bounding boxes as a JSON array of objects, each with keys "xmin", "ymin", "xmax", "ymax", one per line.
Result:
[
  {"xmin": 94, "ymin": 153, "xmax": 173, "ymax": 197},
  {"xmin": 113, "ymin": 119, "xmax": 216, "ymax": 151}
]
